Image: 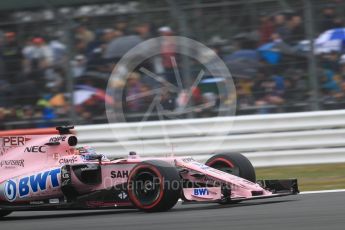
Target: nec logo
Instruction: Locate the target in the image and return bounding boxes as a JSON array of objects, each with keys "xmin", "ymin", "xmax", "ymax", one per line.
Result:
[
  {"xmin": 24, "ymin": 146, "xmax": 47, "ymax": 153},
  {"xmin": 1, "ymin": 137, "xmax": 28, "ymax": 147},
  {"xmin": 193, "ymin": 188, "xmax": 209, "ymax": 196}
]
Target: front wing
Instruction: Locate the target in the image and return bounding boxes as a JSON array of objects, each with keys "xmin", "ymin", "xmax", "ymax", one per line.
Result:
[{"xmin": 175, "ymin": 158, "xmax": 299, "ymax": 203}]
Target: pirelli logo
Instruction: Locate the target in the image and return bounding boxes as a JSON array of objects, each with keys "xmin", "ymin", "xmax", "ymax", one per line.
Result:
[{"xmin": 0, "ymin": 136, "xmax": 29, "ymax": 147}]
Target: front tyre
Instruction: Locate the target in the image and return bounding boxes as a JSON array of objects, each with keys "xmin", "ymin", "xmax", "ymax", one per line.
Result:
[
  {"xmin": 206, "ymin": 153, "xmax": 256, "ymax": 182},
  {"xmin": 127, "ymin": 160, "xmax": 181, "ymax": 212},
  {"xmin": 0, "ymin": 211, "xmax": 12, "ymax": 218},
  {"xmin": 206, "ymin": 153, "xmax": 256, "ymax": 204}
]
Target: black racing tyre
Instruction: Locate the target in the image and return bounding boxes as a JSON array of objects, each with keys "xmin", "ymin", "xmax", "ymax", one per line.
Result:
[
  {"xmin": 0, "ymin": 211, "xmax": 12, "ymax": 218},
  {"xmin": 127, "ymin": 160, "xmax": 181, "ymax": 212},
  {"xmin": 205, "ymin": 153, "xmax": 256, "ymax": 182}
]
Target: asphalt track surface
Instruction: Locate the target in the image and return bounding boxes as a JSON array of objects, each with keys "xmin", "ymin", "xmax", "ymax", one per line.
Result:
[{"xmin": 1, "ymin": 191, "xmax": 345, "ymax": 230}]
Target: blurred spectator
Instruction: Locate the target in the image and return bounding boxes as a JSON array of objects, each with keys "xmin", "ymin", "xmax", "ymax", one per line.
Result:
[
  {"xmin": 175, "ymin": 89, "xmax": 188, "ymax": 113},
  {"xmin": 200, "ymin": 91, "xmax": 217, "ymax": 117},
  {"xmin": 124, "ymin": 72, "xmax": 144, "ymax": 113},
  {"xmin": 2, "ymin": 32, "xmax": 22, "ymax": 83},
  {"xmin": 0, "ymin": 108, "xmax": 6, "ymax": 130},
  {"xmin": 159, "ymin": 26, "xmax": 175, "ymax": 67},
  {"xmin": 71, "ymin": 55, "xmax": 87, "ymax": 78},
  {"xmin": 23, "ymin": 37, "xmax": 53, "ymax": 72},
  {"xmin": 49, "ymin": 88, "xmax": 68, "ymax": 118},
  {"xmin": 4, "ymin": 3, "xmax": 345, "ymax": 128},
  {"xmin": 158, "ymin": 26, "xmax": 177, "ymax": 86},
  {"xmin": 115, "ymin": 17, "xmax": 129, "ymax": 35},
  {"xmin": 76, "ymin": 24, "xmax": 95, "ymax": 45},
  {"xmin": 45, "ymin": 67, "xmax": 65, "ymax": 90},
  {"xmin": 140, "ymin": 84, "xmax": 155, "ymax": 110},
  {"xmin": 251, "ymin": 72, "xmax": 267, "ymax": 100},
  {"xmin": 87, "ymin": 28, "xmax": 119, "ymax": 56},
  {"xmin": 103, "ymin": 30, "xmax": 142, "ymax": 62},
  {"xmin": 135, "ymin": 22, "xmax": 155, "ymax": 40},
  {"xmin": 0, "ymin": 32, "xmax": 5, "ymax": 79},
  {"xmin": 338, "ymin": 54, "xmax": 345, "ymax": 78},
  {"xmin": 334, "ymin": 80, "xmax": 345, "ymax": 101},
  {"xmin": 321, "ymin": 51, "xmax": 339, "ymax": 72},
  {"xmin": 75, "ymin": 24, "xmax": 95, "ymax": 51},
  {"xmin": 36, "ymin": 95, "xmax": 58, "ymax": 127},
  {"xmin": 272, "ymin": 74, "xmax": 285, "ymax": 96},
  {"xmin": 103, "ymin": 29, "xmax": 120, "ymax": 43},
  {"xmin": 0, "ymin": 79, "xmax": 10, "ymax": 107},
  {"xmin": 321, "ymin": 4, "xmax": 338, "ymax": 31},
  {"xmin": 321, "ymin": 69, "xmax": 340, "ymax": 94},
  {"xmin": 160, "ymin": 88, "xmax": 176, "ymax": 111},
  {"xmin": 286, "ymin": 15, "xmax": 305, "ymax": 45},
  {"xmin": 49, "ymin": 36, "xmax": 67, "ymax": 67},
  {"xmin": 258, "ymin": 12, "xmax": 274, "ymax": 45},
  {"xmin": 273, "ymin": 13, "xmax": 288, "ymax": 41}
]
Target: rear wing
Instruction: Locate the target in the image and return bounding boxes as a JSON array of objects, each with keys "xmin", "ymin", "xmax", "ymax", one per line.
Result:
[
  {"xmin": 0, "ymin": 126, "xmax": 76, "ymax": 156},
  {"xmin": 0, "ymin": 126, "xmax": 77, "ymax": 183},
  {"xmin": 0, "ymin": 126, "xmax": 75, "ymax": 137}
]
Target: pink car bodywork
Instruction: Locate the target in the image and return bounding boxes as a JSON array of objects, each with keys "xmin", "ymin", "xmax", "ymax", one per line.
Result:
[{"xmin": 0, "ymin": 127, "xmax": 298, "ymax": 211}]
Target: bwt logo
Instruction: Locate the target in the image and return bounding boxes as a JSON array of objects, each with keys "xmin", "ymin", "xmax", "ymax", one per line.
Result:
[
  {"xmin": 4, "ymin": 168, "xmax": 61, "ymax": 202},
  {"xmin": 193, "ymin": 188, "xmax": 209, "ymax": 196},
  {"xmin": 1, "ymin": 137, "xmax": 28, "ymax": 147}
]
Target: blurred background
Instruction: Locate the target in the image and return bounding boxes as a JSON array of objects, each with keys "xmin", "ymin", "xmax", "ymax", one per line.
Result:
[{"xmin": 1, "ymin": 0, "xmax": 345, "ymax": 129}]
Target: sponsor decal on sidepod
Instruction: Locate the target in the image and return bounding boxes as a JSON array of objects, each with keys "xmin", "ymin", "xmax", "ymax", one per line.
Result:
[
  {"xmin": 0, "ymin": 137, "xmax": 31, "ymax": 156},
  {"xmin": 24, "ymin": 146, "xmax": 47, "ymax": 153},
  {"xmin": 0, "ymin": 160, "xmax": 25, "ymax": 169},
  {"xmin": 4, "ymin": 168, "xmax": 61, "ymax": 202},
  {"xmin": 1, "ymin": 136, "xmax": 30, "ymax": 147},
  {"xmin": 49, "ymin": 136, "xmax": 66, "ymax": 143},
  {"xmin": 111, "ymin": 170, "xmax": 129, "ymax": 178},
  {"xmin": 59, "ymin": 156, "xmax": 78, "ymax": 165}
]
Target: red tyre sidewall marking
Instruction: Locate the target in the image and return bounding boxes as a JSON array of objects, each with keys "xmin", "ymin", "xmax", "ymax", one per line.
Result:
[{"xmin": 207, "ymin": 158, "xmax": 235, "ymax": 168}]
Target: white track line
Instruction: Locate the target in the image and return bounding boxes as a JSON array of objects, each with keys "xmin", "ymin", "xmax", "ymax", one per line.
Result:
[{"xmin": 301, "ymin": 189, "xmax": 345, "ymax": 195}]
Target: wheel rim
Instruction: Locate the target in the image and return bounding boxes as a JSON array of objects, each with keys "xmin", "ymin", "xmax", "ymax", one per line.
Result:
[{"xmin": 132, "ymin": 170, "xmax": 161, "ymax": 206}]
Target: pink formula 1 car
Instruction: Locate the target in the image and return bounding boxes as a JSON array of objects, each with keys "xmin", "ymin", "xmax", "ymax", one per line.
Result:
[{"xmin": 0, "ymin": 126, "xmax": 298, "ymax": 217}]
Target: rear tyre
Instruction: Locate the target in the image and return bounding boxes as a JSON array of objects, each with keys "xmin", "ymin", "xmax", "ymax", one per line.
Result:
[
  {"xmin": 128, "ymin": 160, "xmax": 181, "ymax": 212},
  {"xmin": 0, "ymin": 211, "xmax": 12, "ymax": 218},
  {"xmin": 206, "ymin": 153, "xmax": 256, "ymax": 182}
]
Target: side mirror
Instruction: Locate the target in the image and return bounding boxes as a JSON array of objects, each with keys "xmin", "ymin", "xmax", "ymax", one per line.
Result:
[{"xmin": 85, "ymin": 154, "xmax": 103, "ymax": 164}]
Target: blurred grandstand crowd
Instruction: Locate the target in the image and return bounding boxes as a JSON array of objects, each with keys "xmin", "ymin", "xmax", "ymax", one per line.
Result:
[{"xmin": 1, "ymin": 1, "xmax": 345, "ymax": 129}]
